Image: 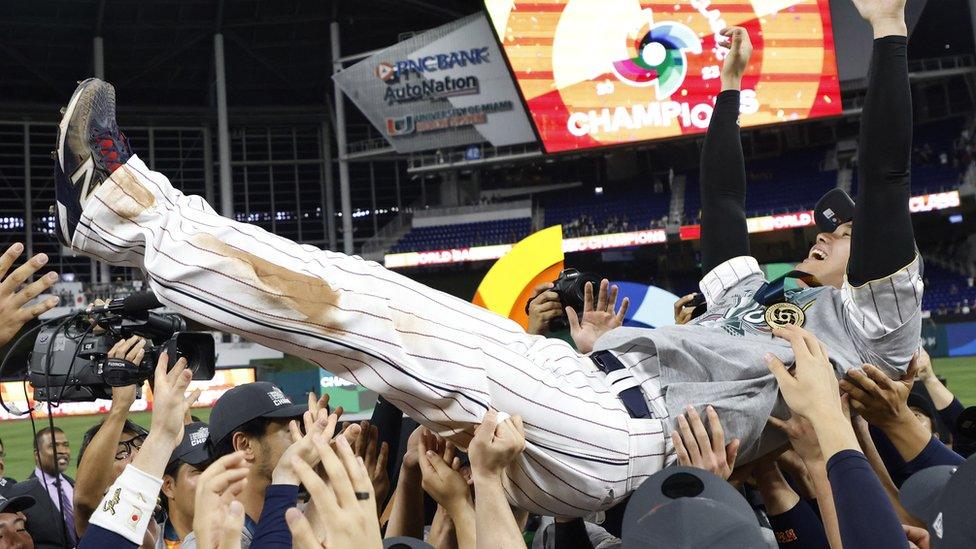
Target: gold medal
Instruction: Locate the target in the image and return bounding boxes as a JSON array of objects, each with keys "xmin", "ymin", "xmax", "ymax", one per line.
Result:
[{"xmin": 764, "ymin": 302, "xmax": 806, "ymax": 328}]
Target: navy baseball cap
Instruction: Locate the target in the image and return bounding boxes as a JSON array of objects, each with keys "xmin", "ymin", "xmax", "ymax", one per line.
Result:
[
  {"xmin": 814, "ymin": 188, "xmax": 855, "ymax": 233},
  {"xmin": 899, "ymin": 454, "xmax": 976, "ymax": 548},
  {"xmin": 209, "ymin": 382, "xmax": 308, "ymax": 447},
  {"xmin": 622, "ymin": 467, "xmax": 770, "ymax": 548},
  {"xmin": 168, "ymin": 422, "xmax": 212, "ymax": 468},
  {"xmin": 0, "ymin": 494, "xmax": 34, "ymax": 514}
]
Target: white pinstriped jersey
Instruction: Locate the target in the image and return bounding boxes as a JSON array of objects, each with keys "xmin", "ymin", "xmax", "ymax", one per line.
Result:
[{"xmin": 72, "ymin": 155, "xmax": 666, "ymax": 518}]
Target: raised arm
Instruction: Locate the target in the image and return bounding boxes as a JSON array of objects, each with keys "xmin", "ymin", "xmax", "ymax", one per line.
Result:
[
  {"xmin": 848, "ymin": 0, "xmax": 915, "ymax": 285},
  {"xmin": 699, "ymin": 27, "xmax": 752, "ymax": 273}
]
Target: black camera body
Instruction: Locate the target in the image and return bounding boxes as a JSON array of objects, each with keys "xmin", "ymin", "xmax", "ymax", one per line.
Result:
[
  {"xmin": 548, "ymin": 268, "xmax": 603, "ymax": 330},
  {"xmin": 28, "ymin": 294, "xmax": 216, "ymax": 402}
]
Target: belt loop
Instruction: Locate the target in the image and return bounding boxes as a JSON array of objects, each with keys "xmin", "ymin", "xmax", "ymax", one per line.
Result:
[{"xmin": 591, "ymin": 351, "xmax": 652, "ymax": 419}]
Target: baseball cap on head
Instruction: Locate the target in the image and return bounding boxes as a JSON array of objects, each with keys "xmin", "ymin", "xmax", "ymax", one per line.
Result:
[
  {"xmin": 814, "ymin": 188, "xmax": 855, "ymax": 233},
  {"xmin": 622, "ymin": 467, "xmax": 768, "ymax": 548},
  {"xmin": 0, "ymin": 494, "xmax": 34, "ymax": 515},
  {"xmin": 168, "ymin": 422, "xmax": 212, "ymax": 468},
  {"xmin": 209, "ymin": 382, "xmax": 308, "ymax": 447},
  {"xmin": 899, "ymin": 454, "xmax": 976, "ymax": 548}
]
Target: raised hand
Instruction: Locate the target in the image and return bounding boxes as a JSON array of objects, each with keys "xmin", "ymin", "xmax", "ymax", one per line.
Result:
[
  {"xmin": 0, "ymin": 243, "xmax": 59, "ymax": 347},
  {"xmin": 567, "ymin": 279, "xmax": 629, "ymax": 354},
  {"xmin": 149, "ymin": 352, "xmax": 199, "ymax": 445},
  {"xmin": 850, "ymin": 0, "xmax": 907, "ymax": 37},
  {"xmin": 468, "ymin": 410, "xmax": 526, "ymax": 481},
  {"xmin": 419, "ymin": 436, "xmax": 472, "ymax": 512},
  {"xmin": 673, "ymin": 293, "xmax": 698, "ymax": 325},
  {"xmin": 192, "ymin": 452, "xmax": 251, "ymax": 549},
  {"xmin": 839, "ymin": 360, "xmax": 917, "ymax": 430},
  {"xmin": 526, "ymin": 282, "xmax": 562, "ymax": 335},
  {"xmin": 718, "ymin": 26, "xmax": 754, "ymax": 90},
  {"xmin": 351, "ymin": 421, "xmax": 390, "ymax": 508},
  {"xmin": 272, "ymin": 408, "xmax": 340, "ymax": 486},
  {"xmin": 285, "ymin": 435, "xmax": 382, "ymax": 549},
  {"xmin": 768, "ymin": 412, "xmax": 825, "ymax": 465},
  {"xmin": 764, "ymin": 325, "xmax": 842, "ymax": 420},
  {"xmin": 671, "ymin": 405, "xmax": 740, "ymax": 480}
]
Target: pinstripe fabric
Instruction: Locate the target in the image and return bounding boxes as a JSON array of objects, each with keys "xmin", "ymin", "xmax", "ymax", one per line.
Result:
[{"xmin": 71, "ymin": 155, "xmax": 666, "ymax": 517}]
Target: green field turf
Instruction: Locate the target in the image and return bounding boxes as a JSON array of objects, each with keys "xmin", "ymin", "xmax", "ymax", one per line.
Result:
[
  {"xmin": 1, "ymin": 356, "xmax": 973, "ymax": 482},
  {"xmin": 1, "ymin": 408, "xmax": 212, "ymax": 482}
]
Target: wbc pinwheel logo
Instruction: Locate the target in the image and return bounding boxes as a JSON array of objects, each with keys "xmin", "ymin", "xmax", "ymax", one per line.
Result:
[{"xmin": 610, "ymin": 20, "xmax": 702, "ymax": 99}]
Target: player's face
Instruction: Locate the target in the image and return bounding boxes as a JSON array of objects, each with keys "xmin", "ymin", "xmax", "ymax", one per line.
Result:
[
  {"xmin": 796, "ymin": 222, "xmax": 852, "ymax": 288},
  {"xmin": 0, "ymin": 512, "xmax": 33, "ymax": 549},
  {"xmin": 112, "ymin": 430, "xmax": 144, "ymax": 481},
  {"xmin": 910, "ymin": 407, "xmax": 935, "ymax": 436},
  {"xmin": 255, "ymin": 419, "xmax": 295, "ymax": 480},
  {"xmin": 34, "ymin": 431, "xmax": 70, "ymax": 476},
  {"xmin": 168, "ymin": 463, "xmax": 203, "ymax": 519}
]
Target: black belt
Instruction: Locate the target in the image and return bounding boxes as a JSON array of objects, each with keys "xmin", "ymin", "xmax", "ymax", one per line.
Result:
[{"xmin": 591, "ymin": 350, "xmax": 652, "ymax": 419}]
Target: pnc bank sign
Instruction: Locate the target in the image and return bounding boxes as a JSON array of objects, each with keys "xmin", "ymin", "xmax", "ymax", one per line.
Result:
[{"xmin": 375, "ymin": 47, "xmax": 491, "ymax": 82}]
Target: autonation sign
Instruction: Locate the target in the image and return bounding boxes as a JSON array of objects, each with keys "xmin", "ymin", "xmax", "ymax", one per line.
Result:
[{"xmin": 333, "ymin": 13, "xmax": 535, "ymax": 153}]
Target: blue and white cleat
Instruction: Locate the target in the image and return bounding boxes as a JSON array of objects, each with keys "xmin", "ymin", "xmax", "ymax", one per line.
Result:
[{"xmin": 53, "ymin": 78, "xmax": 131, "ymax": 247}]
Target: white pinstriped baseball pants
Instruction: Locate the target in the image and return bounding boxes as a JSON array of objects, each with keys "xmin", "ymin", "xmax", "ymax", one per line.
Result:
[{"xmin": 72, "ymin": 155, "xmax": 668, "ymax": 517}]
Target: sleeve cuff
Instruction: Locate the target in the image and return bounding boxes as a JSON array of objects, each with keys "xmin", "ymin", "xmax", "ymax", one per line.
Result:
[
  {"xmin": 87, "ymin": 464, "xmax": 163, "ymax": 545},
  {"xmin": 699, "ymin": 255, "xmax": 762, "ymax": 307}
]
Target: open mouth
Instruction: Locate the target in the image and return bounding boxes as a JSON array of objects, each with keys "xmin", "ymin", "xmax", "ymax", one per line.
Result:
[{"xmin": 809, "ymin": 245, "xmax": 829, "ymax": 261}]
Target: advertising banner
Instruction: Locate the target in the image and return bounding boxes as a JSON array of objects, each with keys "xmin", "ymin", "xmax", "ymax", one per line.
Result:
[
  {"xmin": 333, "ymin": 13, "xmax": 536, "ymax": 153},
  {"xmin": 0, "ymin": 368, "xmax": 256, "ymax": 421},
  {"xmin": 485, "ymin": 0, "xmax": 843, "ymax": 153}
]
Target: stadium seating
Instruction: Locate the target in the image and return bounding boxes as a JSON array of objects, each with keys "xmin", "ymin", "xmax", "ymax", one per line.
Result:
[
  {"xmin": 921, "ymin": 262, "xmax": 976, "ymax": 313},
  {"xmin": 684, "ymin": 148, "xmax": 834, "ymax": 222},
  {"xmin": 541, "ymin": 187, "xmax": 671, "ymax": 234},
  {"xmin": 389, "ymin": 218, "xmax": 533, "ymax": 253}
]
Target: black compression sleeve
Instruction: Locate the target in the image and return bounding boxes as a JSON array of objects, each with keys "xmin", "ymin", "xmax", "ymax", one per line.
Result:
[
  {"xmin": 848, "ymin": 36, "xmax": 916, "ymax": 286},
  {"xmin": 700, "ymin": 89, "xmax": 750, "ymax": 274}
]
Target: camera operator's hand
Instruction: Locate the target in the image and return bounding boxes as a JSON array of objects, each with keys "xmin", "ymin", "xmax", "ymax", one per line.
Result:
[
  {"xmin": 526, "ymin": 282, "xmax": 562, "ymax": 335},
  {"xmin": 718, "ymin": 26, "xmax": 753, "ymax": 91},
  {"xmin": 673, "ymin": 293, "xmax": 698, "ymax": 325},
  {"xmin": 107, "ymin": 336, "xmax": 147, "ymax": 411},
  {"xmin": 0, "ymin": 243, "xmax": 59, "ymax": 347},
  {"xmin": 566, "ymin": 279, "xmax": 629, "ymax": 354}
]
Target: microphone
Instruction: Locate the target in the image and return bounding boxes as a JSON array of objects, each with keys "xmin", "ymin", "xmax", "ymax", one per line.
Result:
[{"xmin": 97, "ymin": 292, "xmax": 164, "ymax": 315}]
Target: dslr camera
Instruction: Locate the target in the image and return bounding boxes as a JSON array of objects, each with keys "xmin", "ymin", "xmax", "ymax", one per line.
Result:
[
  {"xmin": 531, "ymin": 268, "xmax": 603, "ymax": 331},
  {"xmin": 28, "ymin": 292, "xmax": 215, "ymax": 402}
]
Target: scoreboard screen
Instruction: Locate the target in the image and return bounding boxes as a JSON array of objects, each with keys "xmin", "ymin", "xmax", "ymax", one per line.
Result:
[{"xmin": 485, "ymin": 0, "xmax": 843, "ymax": 153}]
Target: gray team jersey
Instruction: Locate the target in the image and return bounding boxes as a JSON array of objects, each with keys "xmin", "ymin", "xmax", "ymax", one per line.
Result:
[{"xmin": 594, "ymin": 255, "xmax": 923, "ymax": 465}]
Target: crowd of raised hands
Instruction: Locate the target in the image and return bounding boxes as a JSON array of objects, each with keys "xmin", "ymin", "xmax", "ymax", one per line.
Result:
[
  {"xmin": 661, "ymin": 323, "xmax": 970, "ymax": 549},
  {"xmin": 72, "ymin": 342, "xmax": 529, "ymax": 549}
]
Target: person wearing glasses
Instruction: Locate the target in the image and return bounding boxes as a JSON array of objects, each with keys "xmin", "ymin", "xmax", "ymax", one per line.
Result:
[
  {"xmin": 0, "ymin": 438, "xmax": 16, "ymax": 498},
  {"xmin": 72, "ymin": 336, "xmax": 150, "ymax": 538}
]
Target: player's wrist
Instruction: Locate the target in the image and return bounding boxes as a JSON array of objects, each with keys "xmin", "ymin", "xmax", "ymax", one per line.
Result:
[
  {"xmin": 870, "ymin": 17, "xmax": 908, "ymax": 39},
  {"xmin": 271, "ymin": 463, "xmax": 299, "ymax": 486},
  {"xmin": 720, "ymin": 75, "xmax": 743, "ymax": 91}
]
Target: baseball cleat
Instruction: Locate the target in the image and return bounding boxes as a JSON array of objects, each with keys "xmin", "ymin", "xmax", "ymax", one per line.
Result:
[{"xmin": 53, "ymin": 78, "xmax": 131, "ymax": 247}]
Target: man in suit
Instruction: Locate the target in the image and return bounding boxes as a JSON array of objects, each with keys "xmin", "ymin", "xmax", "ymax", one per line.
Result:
[
  {"xmin": 0, "ymin": 437, "xmax": 17, "ymax": 498},
  {"xmin": 9, "ymin": 427, "xmax": 75, "ymax": 548}
]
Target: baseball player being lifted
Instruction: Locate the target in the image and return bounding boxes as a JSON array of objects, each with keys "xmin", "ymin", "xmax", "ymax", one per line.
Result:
[{"xmin": 50, "ymin": 0, "xmax": 919, "ymax": 518}]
